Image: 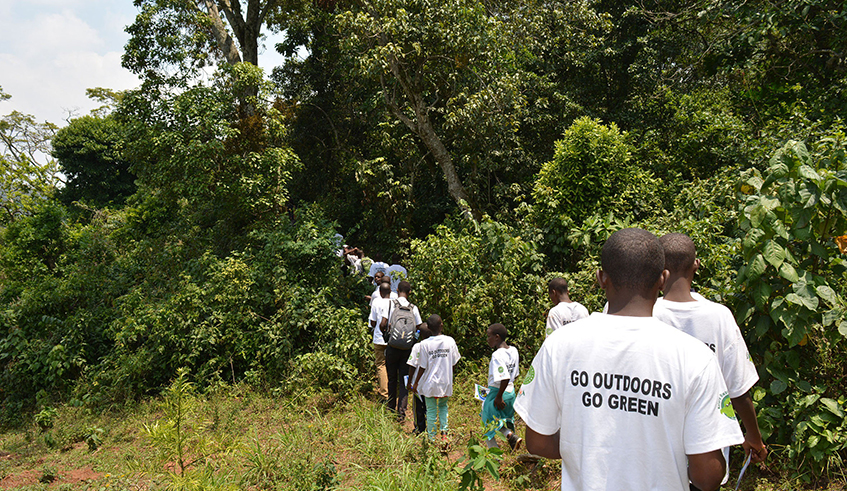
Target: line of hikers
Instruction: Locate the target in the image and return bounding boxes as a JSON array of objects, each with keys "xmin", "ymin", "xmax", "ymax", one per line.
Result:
[{"xmin": 364, "ymin": 229, "xmax": 768, "ymax": 491}]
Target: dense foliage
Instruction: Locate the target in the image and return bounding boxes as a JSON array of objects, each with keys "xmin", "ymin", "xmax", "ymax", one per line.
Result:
[{"xmin": 2, "ymin": 0, "xmax": 847, "ymax": 485}]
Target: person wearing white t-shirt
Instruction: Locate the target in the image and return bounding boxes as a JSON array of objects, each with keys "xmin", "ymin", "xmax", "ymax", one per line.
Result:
[
  {"xmin": 386, "ymin": 263, "xmax": 408, "ymax": 293},
  {"xmin": 410, "ymin": 314, "xmax": 461, "ymax": 441},
  {"xmin": 406, "ymin": 326, "xmax": 432, "ymax": 435},
  {"xmin": 482, "ymin": 323, "xmax": 521, "ymax": 451},
  {"xmin": 515, "ymin": 228, "xmax": 743, "ymax": 491},
  {"xmin": 369, "ymin": 282, "xmax": 392, "ymax": 401},
  {"xmin": 545, "ymin": 277, "xmax": 590, "ymax": 337},
  {"xmin": 380, "ymin": 280, "xmax": 424, "ymax": 422},
  {"xmin": 654, "ymin": 233, "xmax": 768, "ymax": 486},
  {"xmin": 368, "ymin": 274, "xmax": 398, "ymax": 307}
]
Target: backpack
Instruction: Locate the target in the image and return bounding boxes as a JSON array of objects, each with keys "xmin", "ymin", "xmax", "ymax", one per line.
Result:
[{"xmin": 387, "ymin": 299, "xmax": 417, "ymax": 350}]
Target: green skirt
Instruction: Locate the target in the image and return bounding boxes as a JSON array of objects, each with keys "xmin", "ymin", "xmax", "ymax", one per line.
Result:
[{"xmin": 481, "ymin": 386, "xmax": 516, "ymax": 439}]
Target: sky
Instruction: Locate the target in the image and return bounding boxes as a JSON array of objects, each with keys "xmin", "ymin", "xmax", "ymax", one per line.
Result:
[{"xmin": 0, "ymin": 0, "xmax": 287, "ymax": 128}]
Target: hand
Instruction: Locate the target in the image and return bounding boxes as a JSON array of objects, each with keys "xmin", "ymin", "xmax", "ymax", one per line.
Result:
[
  {"xmin": 494, "ymin": 395, "xmax": 506, "ymax": 410},
  {"xmin": 743, "ymin": 435, "xmax": 768, "ymax": 464}
]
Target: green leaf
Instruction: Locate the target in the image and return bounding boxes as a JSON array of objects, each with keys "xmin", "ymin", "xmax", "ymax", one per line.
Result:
[
  {"xmin": 748, "ymin": 205, "xmax": 767, "ymax": 228},
  {"xmin": 754, "ymin": 281, "xmax": 772, "ymax": 309},
  {"xmin": 798, "ymin": 165, "xmax": 822, "ymax": 182},
  {"xmin": 763, "ymin": 241, "xmax": 786, "ymax": 268},
  {"xmin": 771, "ymin": 379, "xmax": 788, "ymax": 395},
  {"xmin": 822, "ymin": 308, "xmax": 843, "ymax": 327},
  {"xmin": 839, "ymin": 322, "xmax": 847, "ymax": 337},
  {"xmin": 820, "ymin": 398, "xmax": 845, "ymax": 418},
  {"xmin": 747, "ymin": 254, "xmax": 767, "ymax": 280},
  {"xmin": 815, "ymin": 285, "xmax": 838, "ymax": 306},
  {"xmin": 743, "ymin": 228, "xmax": 766, "ymax": 251},
  {"xmin": 779, "ymin": 262, "xmax": 800, "ymax": 282}
]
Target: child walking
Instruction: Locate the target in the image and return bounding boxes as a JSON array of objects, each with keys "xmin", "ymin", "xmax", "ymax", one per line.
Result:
[
  {"xmin": 406, "ymin": 325, "xmax": 432, "ymax": 435},
  {"xmin": 482, "ymin": 323, "xmax": 521, "ymax": 451},
  {"xmin": 410, "ymin": 314, "xmax": 460, "ymax": 441}
]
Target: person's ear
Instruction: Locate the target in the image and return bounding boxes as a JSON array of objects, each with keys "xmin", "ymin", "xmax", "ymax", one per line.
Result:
[
  {"xmin": 596, "ymin": 269, "xmax": 610, "ymax": 290},
  {"xmin": 657, "ymin": 269, "xmax": 670, "ymax": 291},
  {"xmin": 693, "ymin": 258, "xmax": 701, "ymax": 274}
]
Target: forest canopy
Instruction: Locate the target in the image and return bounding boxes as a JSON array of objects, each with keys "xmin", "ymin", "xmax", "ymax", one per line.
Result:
[{"xmin": 1, "ymin": 0, "xmax": 846, "ymax": 484}]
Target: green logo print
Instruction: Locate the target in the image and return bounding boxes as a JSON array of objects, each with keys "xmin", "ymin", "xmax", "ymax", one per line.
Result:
[
  {"xmin": 498, "ymin": 366, "xmax": 504, "ymax": 373},
  {"xmin": 720, "ymin": 394, "xmax": 736, "ymax": 419},
  {"xmin": 523, "ymin": 366, "xmax": 536, "ymax": 386}
]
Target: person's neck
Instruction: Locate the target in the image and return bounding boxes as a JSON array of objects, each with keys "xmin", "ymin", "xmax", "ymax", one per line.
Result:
[
  {"xmin": 662, "ymin": 275, "xmax": 695, "ymax": 302},
  {"xmin": 398, "ymin": 293, "xmax": 409, "ymax": 299},
  {"xmin": 497, "ymin": 341, "xmax": 509, "ymax": 350},
  {"xmin": 606, "ymin": 291, "xmax": 657, "ymax": 317},
  {"xmin": 558, "ymin": 294, "xmax": 572, "ymax": 304}
]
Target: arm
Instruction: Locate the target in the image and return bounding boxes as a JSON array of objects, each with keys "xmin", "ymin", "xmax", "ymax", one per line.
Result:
[
  {"xmin": 731, "ymin": 391, "xmax": 768, "ymax": 463},
  {"xmin": 524, "ymin": 426, "xmax": 561, "ymax": 459},
  {"xmin": 687, "ymin": 449, "xmax": 726, "ymax": 491},
  {"xmin": 494, "ymin": 379, "xmax": 508, "ymax": 410},
  {"xmin": 407, "ymin": 367, "xmax": 416, "ymax": 392},
  {"xmin": 380, "ymin": 316, "xmax": 388, "ymax": 333},
  {"xmin": 411, "ymin": 367, "xmax": 425, "ymax": 393}
]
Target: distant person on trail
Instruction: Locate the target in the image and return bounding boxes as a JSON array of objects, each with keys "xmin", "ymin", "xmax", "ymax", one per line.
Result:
[
  {"xmin": 380, "ymin": 280, "xmax": 424, "ymax": 422},
  {"xmin": 369, "ymin": 282, "xmax": 392, "ymax": 402},
  {"xmin": 653, "ymin": 233, "xmax": 768, "ymax": 486},
  {"xmin": 368, "ymin": 254, "xmax": 389, "ymax": 280},
  {"xmin": 410, "ymin": 314, "xmax": 461, "ymax": 441},
  {"xmin": 367, "ymin": 273, "xmax": 396, "ymax": 306},
  {"xmin": 482, "ymin": 323, "xmax": 522, "ymax": 451},
  {"xmin": 545, "ymin": 277, "xmax": 589, "ymax": 337},
  {"xmin": 407, "ymin": 326, "xmax": 433, "ymax": 435},
  {"xmin": 515, "ymin": 228, "xmax": 743, "ymax": 491},
  {"xmin": 386, "ymin": 255, "xmax": 408, "ymax": 293}
]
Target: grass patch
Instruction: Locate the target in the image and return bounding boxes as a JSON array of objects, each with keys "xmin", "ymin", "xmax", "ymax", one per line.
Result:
[{"xmin": 0, "ymin": 365, "xmax": 841, "ymax": 490}]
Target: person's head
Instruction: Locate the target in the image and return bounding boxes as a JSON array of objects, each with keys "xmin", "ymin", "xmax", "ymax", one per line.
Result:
[
  {"xmin": 417, "ymin": 325, "xmax": 433, "ymax": 342},
  {"xmin": 659, "ymin": 233, "xmax": 699, "ymax": 278},
  {"xmin": 379, "ymin": 275, "xmax": 391, "ymax": 286},
  {"xmin": 548, "ymin": 277, "xmax": 569, "ymax": 303},
  {"xmin": 397, "ymin": 280, "xmax": 411, "ymax": 296},
  {"xmin": 598, "ymin": 228, "xmax": 666, "ymax": 301},
  {"xmin": 427, "ymin": 314, "xmax": 443, "ymax": 334},
  {"xmin": 373, "ymin": 271, "xmax": 385, "ymax": 283},
  {"xmin": 486, "ymin": 323, "xmax": 508, "ymax": 349},
  {"xmin": 379, "ymin": 282, "xmax": 391, "ymax": 298}
]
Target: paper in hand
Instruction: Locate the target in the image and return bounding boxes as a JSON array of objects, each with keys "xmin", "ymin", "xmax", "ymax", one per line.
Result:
[{"xmin": 734, "ymin": 453, "xmax": 752, "ymax": 491}]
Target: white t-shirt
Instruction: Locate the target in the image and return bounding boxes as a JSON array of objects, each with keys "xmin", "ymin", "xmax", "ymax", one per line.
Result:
[
  {"xmin": 369, "ymin": 287, "xmax": 397, "ymax": 307},
  {"xmin": 382, "ymin": 297, "xmax": 423, "ymax": 327},
  {"xmin": 515, "ymin": 313, "xmax": 743, "ymax": 491},
  {"xmin": 369, "ymin": 297, "xmax": 390, "ymax": 345},
  {"xmin": 653, "ymin": 297, "xmax": 759, "ymax": 398},
  {"xmin": 416, "ymin": 335, "xmax": 461, "ymax": 397},
  {"xmin": 386, "ymin": 264, "xmax": 408, "ymax": 292},
  {"xmin": 488, "ymin": 346, "xmax": 519, "ymax": 390},
  {"xmin": 408, "ymin": 343, "xmax": 423, "ymax": 368},
  {"xmin": 546, "ymin": 301, "xmax": 590, "ymax": 337},
  {"xmin": 368, "ymin": 261, "xmax": 389, "ymax": 278}
]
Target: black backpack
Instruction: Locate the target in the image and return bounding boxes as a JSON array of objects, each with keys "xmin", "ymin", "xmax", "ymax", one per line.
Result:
[{"xmin": 387, "ymin": 299, "xmax": 417, "ymax": 350}]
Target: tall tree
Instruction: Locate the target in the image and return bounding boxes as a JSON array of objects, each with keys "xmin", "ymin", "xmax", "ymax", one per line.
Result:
[
  {"xmin": 124, "ymin": 0, "xmax": 284, "ymax": 114},
  {"xmin": 0, "ymin": 87, "xmax": 60, "ymax": 225}
]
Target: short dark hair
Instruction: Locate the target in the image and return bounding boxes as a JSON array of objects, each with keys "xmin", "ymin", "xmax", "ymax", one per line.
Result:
[
  {"xmin": 427, "ymin": 314, "xmax": 443, "ymax": 332},
  {"xmin": 379, "ymin": 275, "xmax": 391, "ymax": 285},
  {"xmin": 660, "ymin": 233, "xmax": 696, "ymax": 274},
  {"xmin": 379, "ymin": 282, "xmax": 391, "ymax": 297},
  {"xmin": 397, "ymin": 280, "xmax": 411, "ymax": 294},
  {"xmin": 601, "ymin": 228, "xmax": 665, "ymax": 292},
  {"xmin": 548, "ymin": 277, "xmax": 569, "ymax": 294},
  {"xmin": 418, "ymin": 325, "xmax": 432, "ymax": 340},
  {"xmin": 488, "ymin": 323, "xmax": 508, "ymax": 342}
]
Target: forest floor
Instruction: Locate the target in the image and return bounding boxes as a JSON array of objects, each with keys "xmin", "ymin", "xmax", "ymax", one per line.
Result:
[{"xmin": 0, "ymin": 366, "xmax": 843, "ymax": 491}]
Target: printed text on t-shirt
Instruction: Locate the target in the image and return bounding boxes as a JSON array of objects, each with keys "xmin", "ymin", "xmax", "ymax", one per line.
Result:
[{"xmin": 570, "ymin": 370, "xmax": 673, "ymax": 417}]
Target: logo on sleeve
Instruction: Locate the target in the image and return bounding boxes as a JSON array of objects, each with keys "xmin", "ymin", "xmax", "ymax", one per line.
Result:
[
  {"xmin": 719, "ymin": 393, "xmax": 736, "ymax": 420},
  {"xmin": 522, "ymin": 366, "xmax": 535, "ymax": 386},
  {"xmin": 498, "ymin": 366, "xmax": 505, "ymax": 374}
]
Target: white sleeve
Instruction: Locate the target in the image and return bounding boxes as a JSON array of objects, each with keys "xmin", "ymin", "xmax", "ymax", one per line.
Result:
[
  {"xmin": 417, "ymin": 343, "xmax": 429, "ymax": 370},
  {"xmin": 576, "ymin": 304, "xmax": 589, "ymax": 319},
  {"xmin": 514, "ymin": 342, "xmax": 561, "ymax": 435},
  {"xmin": 490, "ymin": 351, "xmax": 511, "ymax": 383},
  {"xmin": 412, "ymin": 306, "xmax": 422, "ymax": 326},
  {"xmin": 545, "ymin": 309, "xmax": 559, "ymax": 335},
  {"xmin": 683, "ymin": 357, "xmax": 744, "ymax": 455},
  {"xmin": 720, "ymin": 330, "xmax": 759, "ymax": 398},
  {"xmin": 407, "ymin": 345, "xmax": 420, "ymax": 367},
  {"xmin": 451, "ymin": 339, "xmax": 461, "ymax": 365}
]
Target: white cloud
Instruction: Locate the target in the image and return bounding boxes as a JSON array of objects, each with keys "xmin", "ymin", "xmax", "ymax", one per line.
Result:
[{"xmin": 0, "ymin": 4, "xmax": 139, "ymax": 126}]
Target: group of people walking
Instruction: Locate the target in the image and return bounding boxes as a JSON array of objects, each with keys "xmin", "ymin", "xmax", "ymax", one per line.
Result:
[{"xmin": 360, "ymin": 228, "xmax": 769, "ymax": 491}]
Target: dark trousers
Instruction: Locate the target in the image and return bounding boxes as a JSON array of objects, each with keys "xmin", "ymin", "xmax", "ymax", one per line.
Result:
[
  {"xmin": 413, "ymin": 391, "xmax": 426, "ymax": 433},
  {"xmin": 384, "ymin": 346, "xmax": 411, "ymax": 420}
]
